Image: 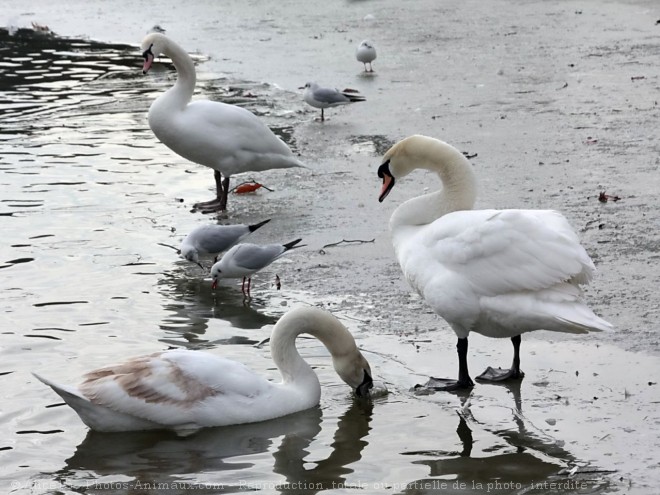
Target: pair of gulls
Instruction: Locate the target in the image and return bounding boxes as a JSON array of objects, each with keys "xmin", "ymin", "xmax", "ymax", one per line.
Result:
[
  {"xmin": 180, "ymin": 218, "xmax": 303, "ymax": 296},
  {"xmin": 34, "ymin": 33, "xmax": 612, "ymax": 433}
]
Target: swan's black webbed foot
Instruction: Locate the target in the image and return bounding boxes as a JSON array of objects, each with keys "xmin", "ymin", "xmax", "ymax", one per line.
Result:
[
  {"xmin": 476, "ymin": 366, "xmax": 524, "ymax": 382},
  {"xmin": 192, "ymin": 199, "xmax": 225, "ymax": 213},
  {"xmin": 413, "ymin": 376, "xmax": 474, "ymax": 394},
  {"xmin": 476, "ymin": 335, "xmax": 524, "ymax": 383}
]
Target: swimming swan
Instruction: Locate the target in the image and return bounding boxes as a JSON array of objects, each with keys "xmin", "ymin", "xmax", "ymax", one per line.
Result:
[
  {"xmin": 33, "ymin": 306, "xmax": 373, "ymax": 433},
  {"xmin": 377, "ymin": 135, "xmax": 612, "ymax": 391},
  {"xmin": 141, "ymin": 33, "xmax": 304, "ymax": 213}
]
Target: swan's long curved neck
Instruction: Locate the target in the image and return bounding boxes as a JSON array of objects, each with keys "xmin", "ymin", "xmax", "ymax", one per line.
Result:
[
  {"xmin": 390, "ymin": 137, "xmax": 478, "ymax": 230},
  {"xmin": 161, "ymin": 40, "xmax": 196, "ymax": 109},
  {"xmin": 270, "ymin": 313, "xmax": 357, "ymax": 386}
]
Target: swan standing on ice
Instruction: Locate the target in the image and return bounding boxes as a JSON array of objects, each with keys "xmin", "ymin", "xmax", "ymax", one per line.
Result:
[
  {"xmin": 33, "ymin": 306, "xmax": 374, "ymax": 434},
  {"xmin": 211, "ymin": 238, "xmax": 304, "ymax": 296},
  {"xmin": 377, "ymin": 135, "xmax": 612, "ymax": 392},
  {"xmin": 141, "ymin": 33, "xmax": 304, "ymax": 213},
  {"xmin": 356, "ymin": 40, "xmax": 377, "ymax": 72},
  {"xmin": 180, "ymin": 218, "xmax": 271, "ymax": 267},
  {"xmin": 301, "ymin": 82, "xmax": 366, "ymax": 122}
]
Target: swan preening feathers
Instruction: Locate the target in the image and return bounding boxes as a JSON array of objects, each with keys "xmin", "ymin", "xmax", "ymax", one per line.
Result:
[
  {"xmin": 378, "ymin": 135, "xmax": 612, "ymax": 391},
  {"xmin": 141, "ymin": 33, "xmax": 304, "ymax": 213},
  {"xmin": 34, "ymin": 307, "xmax": 373, "ymax": 434}
]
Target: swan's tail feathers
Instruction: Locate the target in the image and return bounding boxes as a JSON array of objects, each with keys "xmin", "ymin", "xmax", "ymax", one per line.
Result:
[
  {"xmin": 283, "ymin": 238, "xmax": 306, "ymax": 251},
  {"xmin": 33, "ymin": 372, "xmax": 87, "ymax": 404},
  {"xmin": 32, "ymin": 372, "xmax": 159, "ymax": 432},
  {"xmin": 249, "ymin": 218, "xmax": 271, "ymax": 232},
  {"xmin": 556, "ymin": 311, "xmax": 613, "ymax": 334}
]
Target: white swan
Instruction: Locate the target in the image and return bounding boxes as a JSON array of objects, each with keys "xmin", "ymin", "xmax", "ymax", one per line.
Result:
[
  {"xmin": 356, "ymin": 40, "xmax": 377, "ymax": 72},
  {"xmin": 377, "ymin": 135, "xmax": 612, "ymax": 391},
  {"xmin": 33, "ymin": 306, "xmax": 373, "ymax": 434},
  {"xmin": 141, "ymin": 33, "xmax": 304, "ymax": 213}
]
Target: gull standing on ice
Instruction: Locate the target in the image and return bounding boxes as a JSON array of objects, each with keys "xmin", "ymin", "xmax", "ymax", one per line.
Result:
[
  {"xmin": 356, "ymin": 40, "xmax": 377, "ymax": 72},
  {"xmin": 301, "ymin": 82, "xmax": 365, "ymax": 122},
  {"xmin": 141, "ymin": 33, "xmax": 304, "ymax": 213},
  {"xmin": 180, "ymin": 218, "xmax": 271, "ymax": 267},
  {"xmin": 211, "ymin": 238, "xmax": 304, "ymax": 296}
]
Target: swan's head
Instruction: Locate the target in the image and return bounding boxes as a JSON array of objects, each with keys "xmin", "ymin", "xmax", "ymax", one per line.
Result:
[
  {"xmin": 377, "ymin": 136, "xmax": 419, "ymax": 202},
  {"xmin": 210, "ymin": 261, "xmax": 222, "ymax": 289},
  {"xmin": 334, "ymin": 351, "xmax": 374, "ymax": 398},
  {"xmin": 141, "ymin": 33, "xmax": 168, "ymax": 74},
  {"xmin": 377, "ymin": 135, "xmax": 447, "ymax": 202}
]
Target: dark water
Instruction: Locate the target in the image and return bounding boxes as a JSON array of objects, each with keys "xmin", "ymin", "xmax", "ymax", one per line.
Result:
[{"xmin": 0, "ymin": 25, "xmax": 632, "ymax": 495}]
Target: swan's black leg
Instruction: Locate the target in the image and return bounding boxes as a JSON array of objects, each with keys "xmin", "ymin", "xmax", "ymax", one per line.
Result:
[
  {"xmin": 193, "ymin": 170, "xmax": 224, "ymax": 211},
  {"xmin": 219, "ymin": 176, "xmax": 230, "ymax": 211},
  {"xmin": 195, "ymin": 172, "xmax": 230, "ymax": 213},
  {"xmin": 414, "ymin": 337, "xmax": 475, "ymax": 393},
  {"xmin": 476, "ymin": 335, "xmax": 525, "ymax": 382}
]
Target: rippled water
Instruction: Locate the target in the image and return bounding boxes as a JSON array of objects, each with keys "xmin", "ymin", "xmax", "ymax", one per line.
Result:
[{"xmin": 0, "ymin": 26, "xmax": 632, "ymax": 495}]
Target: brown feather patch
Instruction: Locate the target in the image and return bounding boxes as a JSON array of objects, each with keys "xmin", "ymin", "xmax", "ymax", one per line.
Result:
[{"xmin": 80, "ymin": 352, "xmax": 220, "ymax": 407}]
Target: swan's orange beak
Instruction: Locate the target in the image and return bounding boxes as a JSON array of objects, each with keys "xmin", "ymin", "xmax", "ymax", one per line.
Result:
[
  {"xmin": 142, "ymin": 55, "xmax": 153, "ymax": 74},
  {"xmin": 142, "ymin": 44, "xmax": 154, "ymax": 74},
  {"xmin": 379, "ymin": 174, "xmax": 395, "ymax": 202},
  {"xmin": 377, "ymin": 161, "xmax": 394, "ymax": 202}
]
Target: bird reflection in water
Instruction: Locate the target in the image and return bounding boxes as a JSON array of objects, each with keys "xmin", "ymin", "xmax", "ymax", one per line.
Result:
[
  {"xmin": 157, "ymin": 269, "xmax": 279, "ymax": 347},
  {"xmin": 403, "ymin": 382, "xmax": 610, "ymax": 494},
  {"xmin": 54, "ymin": 398, "xmax": 373, "ymax": 492}
]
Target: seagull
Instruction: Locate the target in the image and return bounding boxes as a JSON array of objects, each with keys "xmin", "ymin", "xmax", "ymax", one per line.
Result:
[
  {"xmin": 180, "ymin": 218, "xmax": 271, "ymax": 267},
  {"xmin": 211, "ymin": 238, "xmax": 304, "ymax": 296},
  {"xmin": 141, "ymin": 33, "xmax": 304, "ymax": 213},
  {"xmin": 301, "ymin": 82, "xmax": 365, "ymax": 122},
  {"xmin": 356, "ymin": 40, "xmax": 377, "ymax": 72}
]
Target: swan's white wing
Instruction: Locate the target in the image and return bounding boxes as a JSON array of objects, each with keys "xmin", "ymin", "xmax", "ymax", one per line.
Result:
[
  {"xmin": 177, "ymin": 101, "xmax": 301, "ymax": 173},
  {"xmin": 405, "ymin": 209, "xmax": 595, "ymax": 297},
  {"xmin": 78, "ymin": 350, "xmax": 272, "ymax": 427}
]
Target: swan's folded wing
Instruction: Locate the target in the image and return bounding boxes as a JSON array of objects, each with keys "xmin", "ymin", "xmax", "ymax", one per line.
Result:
[
  {"xmin": 184, "ymin": 101, "xmax": 301, "ymax": 169},
  {"xmin": 419, "ymin": 209, "xmax": 595, "ymax": 296},
  {"xmin": 78, "ymin": 350, "xmax": 271, "ymax": 425}
]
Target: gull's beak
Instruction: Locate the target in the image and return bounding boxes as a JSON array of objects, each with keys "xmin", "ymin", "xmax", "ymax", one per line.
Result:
[{"xmin": 211, "ymin": 279, "xmax": 218, "ymax": 290}]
